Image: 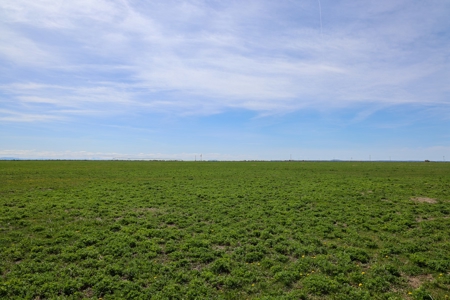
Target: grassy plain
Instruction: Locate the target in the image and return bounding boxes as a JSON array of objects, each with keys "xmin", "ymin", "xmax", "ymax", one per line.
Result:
[{"xmin": 0, "ymin": 161, "xmax": 449, "ymax": 299}]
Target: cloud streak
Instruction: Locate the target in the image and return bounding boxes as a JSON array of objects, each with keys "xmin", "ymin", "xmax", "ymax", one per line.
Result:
[{"xmin": 0, "ymin": 0, "xmax": 449, "ymax": 122}]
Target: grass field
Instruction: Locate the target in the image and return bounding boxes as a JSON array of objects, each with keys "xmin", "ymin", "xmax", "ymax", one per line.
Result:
[{"xmin": 1, "ymin": 161, "xmax": 449, "ymax": 299}]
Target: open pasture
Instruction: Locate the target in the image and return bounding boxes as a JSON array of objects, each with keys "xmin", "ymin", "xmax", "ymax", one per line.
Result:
[{"xmin": 1, "ymin": 161, "xmax": 449, "ymax": 299}]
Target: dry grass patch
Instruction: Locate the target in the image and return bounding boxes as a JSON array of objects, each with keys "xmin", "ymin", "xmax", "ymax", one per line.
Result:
[
  {"xmin": 133, "ymin": 207, "xmax": 160, "ymax": 213},
  {"xmin": 407, "ymin": 274, "xmax": 433, "ymax": 289},
  {"xmin": 411, "ymin": 197, "xmax": 437, "ymax": 204},
  {"xmin": 82, "ymin": 287, "xmax": 95, "ymax": 298},
  {"xmin": 416, "ymin": 215, "xmax": 450, "ymax": 222}
]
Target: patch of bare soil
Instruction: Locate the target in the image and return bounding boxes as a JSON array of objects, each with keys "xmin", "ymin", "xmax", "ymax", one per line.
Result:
[
  {"xmin": 411, "ymin": 197, "xmax": 437, "ymax": 204},
  {"xmin": 133, "ymin": 207, "xmax": 159, "ymax": 213},
  {"xmin": 82, "ymin": 288, "xmax": 94, "ymax": 298},
  {"xmin": 146, "ymin": 207, "xmax": 159, "ymax": 212},
  {"xmin": 192, "ymin": 264, "xmax": 204, "ymax": 271},
  {"xmin": 407, "ymin": 274, "xmax": 433, "ymax": 289},
  {"xmin": 416, "ymin": 215, "xmax": 450, "ymax": 222}
]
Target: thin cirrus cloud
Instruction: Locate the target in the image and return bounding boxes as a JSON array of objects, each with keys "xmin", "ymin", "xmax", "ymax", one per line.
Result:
[{"xmin": 0, "ymin": 0, "xmax": 449, "ymax": 123}]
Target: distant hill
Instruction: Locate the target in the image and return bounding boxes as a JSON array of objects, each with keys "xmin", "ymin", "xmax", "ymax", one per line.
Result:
[{"xmin": 0, "ymin": 157, "xmax": 20, "ymax": 160}]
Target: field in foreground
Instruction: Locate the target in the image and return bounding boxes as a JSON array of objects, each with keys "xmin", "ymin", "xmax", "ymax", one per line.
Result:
[{"xmin": 0, "ymin": 161, "xmax": 449, "ymax": 299}]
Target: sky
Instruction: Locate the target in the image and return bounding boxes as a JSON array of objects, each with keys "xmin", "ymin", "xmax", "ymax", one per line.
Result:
[{"xmin": 1, "ymin": 0, "xmax": 449, "ymax": 161}]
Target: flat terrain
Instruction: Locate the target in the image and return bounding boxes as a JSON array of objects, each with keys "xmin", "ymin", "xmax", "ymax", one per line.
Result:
[{"xmin": 0, "ymin": 161, "xmax": 449, "ymax": 299}]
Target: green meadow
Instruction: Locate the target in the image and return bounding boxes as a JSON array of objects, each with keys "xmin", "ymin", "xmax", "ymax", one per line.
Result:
[{"xmin": 1, "ymin": 161, "xmax": 449, "ymax": 299}]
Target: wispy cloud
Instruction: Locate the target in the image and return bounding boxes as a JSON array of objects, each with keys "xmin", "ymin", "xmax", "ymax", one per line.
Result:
[
  {"xmin": 1, "ymin": 0, "xmax": 449, "ymax": 122},
  {"xmin": 0, "ymin": 109, "xmax": 64, "ymax": 122}
]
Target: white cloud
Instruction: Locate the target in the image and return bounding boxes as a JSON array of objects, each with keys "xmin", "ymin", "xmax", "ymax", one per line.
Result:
[
  {"xmin": 0, "ymin": 28, "xmax": 59, "ymax": 66},
  {"xmin": 0, "ymin": 0, "xmax": 449, "ymax": 121},
  {"xmin": 0, "ymin": 109, "xmax": 64, "ymax": 122}
]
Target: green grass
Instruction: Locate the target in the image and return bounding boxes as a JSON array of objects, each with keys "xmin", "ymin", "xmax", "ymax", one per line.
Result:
[{"xmin": 1, "ymin": 161, "xmax": 449, "ymax": 299}]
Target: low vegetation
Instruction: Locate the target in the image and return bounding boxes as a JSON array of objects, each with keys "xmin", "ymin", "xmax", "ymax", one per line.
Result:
[{"xmin": 1, "ymin": 161, "xmax": 449, "ymax": 299}]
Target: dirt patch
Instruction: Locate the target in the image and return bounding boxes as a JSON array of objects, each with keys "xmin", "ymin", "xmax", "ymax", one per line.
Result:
[
  {"xmin": 133, "ymin": 207, "xmax": 159, "ymax": 213},
  {"xmin": 416, "ymin": 215, "xmax": 450, "ymax": 222},
  {"xmin": 360, "ymin": 190, "xmax": 373, "ymax": 196},
  {"xmin": 213, "ymin": 245, "xmax": 226, "ymax": 251},
  {"xmin": 192, "ymin": 264, "xmax": 204, "ymax": 271},
  {"xmin": 82, "ymin": 287, "xmax": 94, "ymax": 298},
  {"xmin": 407, "ymin": 274, "xmax": 433, "ymax": 289},
  {"xmin": 411, "ymin": 197, "xmax": 437, "ymax": 204}
]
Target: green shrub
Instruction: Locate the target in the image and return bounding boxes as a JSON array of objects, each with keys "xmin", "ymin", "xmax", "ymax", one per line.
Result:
[
  {"xmin": 245, "ymin": 251, "xmax": 264, "ymax": 263},
  {"xmin": 211, "ymin": 258, "xmax": 232, "ymax": 274},
  {"xmin": 346, "ymin": 247, "xmax": 370, "ymax": 263},
  {"xmin": 302, "ymin": 275, "xmax": 338, "ymax": 295},
  {"xmin": 274, "ymin": 271, "xmax": 299, "ymax": 287}
]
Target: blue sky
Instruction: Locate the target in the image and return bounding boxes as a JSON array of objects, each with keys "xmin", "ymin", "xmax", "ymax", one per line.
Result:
[{"xmin": 1, "ymin": 0, "xmax": 449, "ymax": 160}]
